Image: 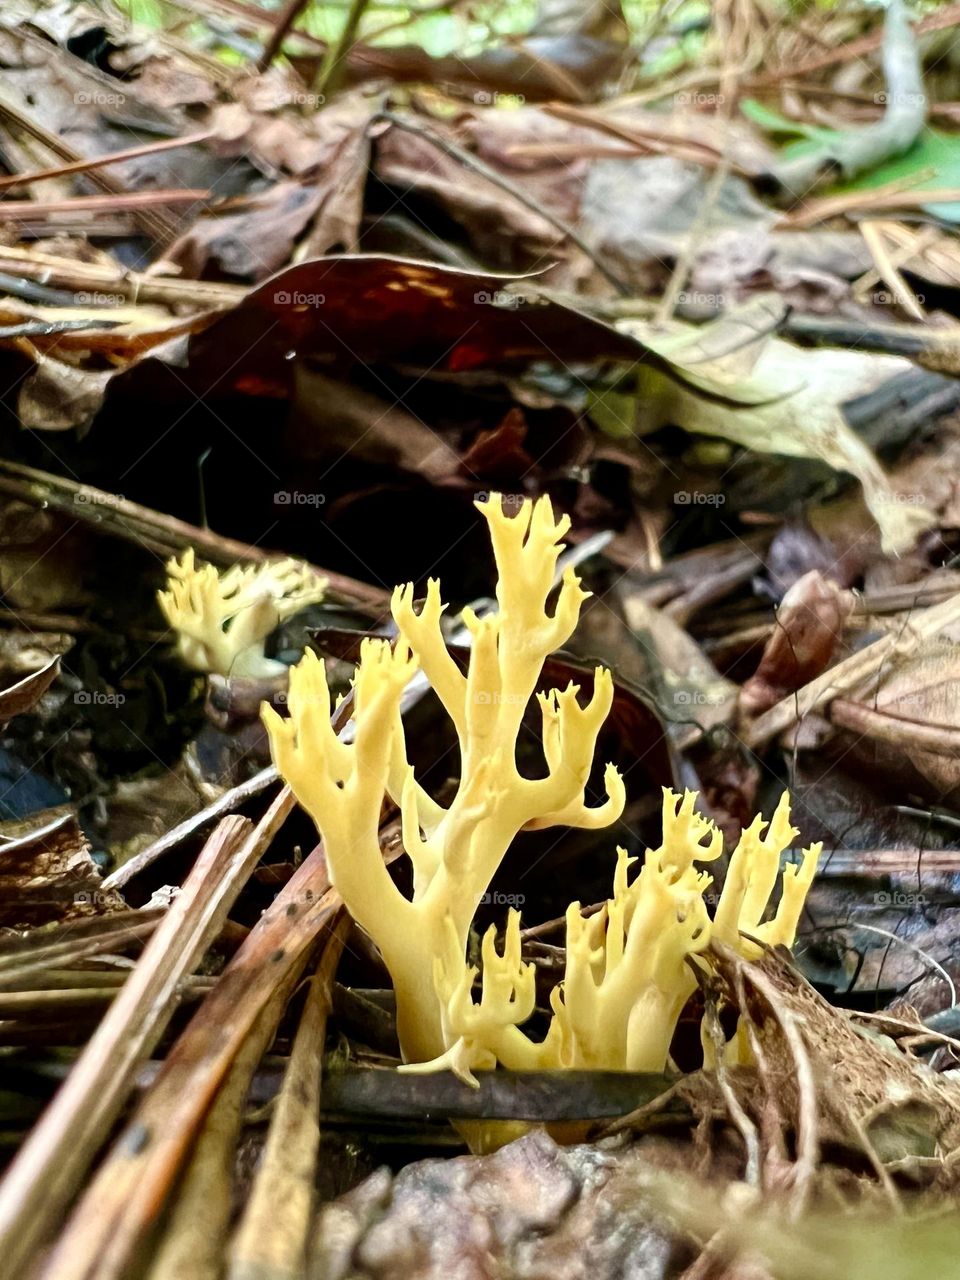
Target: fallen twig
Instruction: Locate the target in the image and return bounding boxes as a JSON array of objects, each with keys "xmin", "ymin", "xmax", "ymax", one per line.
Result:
[
  {"xmin": 227, "ymin": 912, "xmax": 349, "ymax": 1280},
  {"xmin": 0, "ymin": 132, "xmax": 214, "ymax": 193},
  {"xmin": 0, "ymin": 244, "xmax": 243, "ymax": 308}
]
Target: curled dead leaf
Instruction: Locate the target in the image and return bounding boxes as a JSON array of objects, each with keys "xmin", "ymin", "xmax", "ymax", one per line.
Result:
[{"xmin": 741, "ymin": 572, "xmax": 855, "ymax": 718}]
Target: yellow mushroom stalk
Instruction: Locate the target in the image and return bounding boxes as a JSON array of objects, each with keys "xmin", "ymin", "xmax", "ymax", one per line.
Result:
[
  {"xmin": 263, "ymin": 492, "xmax": 821, "ymax": 1102},
  {"xmin": 158, "ymin": 550, "xmax": 327, "ymax": 679}
]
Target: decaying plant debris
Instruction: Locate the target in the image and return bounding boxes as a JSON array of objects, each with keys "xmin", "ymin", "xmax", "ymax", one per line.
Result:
[{"xmin": 4, "ymin": 1, "xmax": 960, "ymax": 1277}]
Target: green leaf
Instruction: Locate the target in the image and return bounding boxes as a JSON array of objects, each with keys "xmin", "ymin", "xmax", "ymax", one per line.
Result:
[
  {"xmin": 739, "ymin": 98, "xmax": 835, "ymax": 143},
  {"xmin": 832, "ymin": 127, "xmax": 960, "ymax": 222}
]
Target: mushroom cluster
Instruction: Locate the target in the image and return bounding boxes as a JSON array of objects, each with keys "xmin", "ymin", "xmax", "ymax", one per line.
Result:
[{"xmin": 261, "ymin": 493, "xmax": 821, "ymax": 1099}]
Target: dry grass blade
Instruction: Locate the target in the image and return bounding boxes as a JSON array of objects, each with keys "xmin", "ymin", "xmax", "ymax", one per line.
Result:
[
  {"xmin": 0, "ymin": 190, "xmax": 210, "ymax": 219},
  {"xmin": 146, "ymin": 963, "xmax": 310, "ymax": 1280},
  {"xmin": 0, "ymin": 988, "xmax": 131, "ymax": 1014},
  {"xmin": 859, "ymin": 220, "xmax": 926, "ymax": 321},
  {"xmin": 829, "ymin": 696, "xmax": 960, "ymax": 752},
  {"xmin": 747, "ymin": 0, "xmax": 960, "ymax": 85},
  {"xmin": 0, "ymin": 88, "xmax": 179, "ymax": 241},
  {"xmin": 0, "ymin": 132, "xmax": 214, "ymax": 193},
  {"xmin": 39, "ymin": 873, "xmax": 340, "ymax": 1279},
  {"xmin": 0, "ymin": 911, "xmax": 163, "ymax": 987},
  {"xmin": 783, "ymin": 182, "xmax": 960, "ymax": 228},
  {"xmin": 0, "ymin": 977, "xmax": 215, "ymax": 1013},
  {"xmin": 0, "ymin": 814, "xmax": 252, "ymax": 1279},
  {"xmin": 228, "ymin": 912, "xmax": 349, "ymax": 1280}
]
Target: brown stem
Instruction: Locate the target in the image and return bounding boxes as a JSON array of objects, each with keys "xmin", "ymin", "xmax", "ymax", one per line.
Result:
[
  {"xmin": 315, "ymin": 0, "xmax": 373, "ymax": 98},
  {"xmin": 257, "ymin": 0, "xmax": 314, "ymax": 69}
]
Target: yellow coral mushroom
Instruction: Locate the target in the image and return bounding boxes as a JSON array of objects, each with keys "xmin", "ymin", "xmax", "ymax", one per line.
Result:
[
  {"xmin": 262, "ymin": 492, "xmax": 821, "ymax": 1097},
  {"xmin": 158, "ymin": 549, "xmax": 327, "ymax": 679},
  {"xmin": 263, "ymin": 493, "xmax": 625, "ymax": 1066}
]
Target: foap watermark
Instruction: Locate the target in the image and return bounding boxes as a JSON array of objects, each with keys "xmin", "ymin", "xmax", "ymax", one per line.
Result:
[
  {"xmin": 272, "ymin": 688, "xmax": 329, "ymax": 707},
  {"xmin": 473, "ymin": 290, "xmax": 526, "ymax": 309},
  {"xmin": 74, "ymin": 890, "xmax": 115, "ymax": 907},
  {"xmin": 473, "ymin": 90, "xmax": 525, "ymax": 108},
  {"xmin": 673, "ymin": 690, "xmax": 728, "ymax": 707},
  {"xmin": 874, "ymin": 91, "xmax": 925, "ymax": 108},
  {"xmin": 74, "ymin": 690, "xmax": 126, "ymax": 707},
  {"xmin": 674, "ymin": 491, "xmax": 725, "ymax": 506},
  {"xmin": 675, "ymin": 90, "xmax": 725, "ymax": 107},
  {"xmin": 875, "ymin": 289, "xmax": 925, "ymax": 308},
  {"xmin": 475, "ymin": 691, "xmax": 525, "ymax": 706},
  {"xmin": 74, "ymin": 291, "xmax": 125, "ymax": 307},
  {"xmin": 885, "ymin": 690, "xmax": 926, "ymax": 709},
  {"xmin": 474, "ymin": 491, "xmax": 524, "ymax": 509},
  {"xmin": 279, "ymin": 90, "xmax": 326, "ymax": 108},
  {"xmin": 480, "ymin": 890, "xmax": 525, "ymax": 907},
  {"xmin": 273, "ymin": 290, "xmax": 325, "ymax": 307},
  {"xmin": 877, "ymin": 491, "xmax": 927, "ymax": 507},
  {"xmin": 274, "ymin": 491, "xmax": 326, "ymax": 507},
  {"xmin": 874, "ymin": 890, "xmax": 926, "ymax": 907},
  {"xmin": 75, "ymin": 89, "xmax": 126, "ymax": 106},
  {"xmin": 677, "ymin": 290, "xmax": 728, "ymax": 310},
  {"xmin": 74, "ymin": 489, "xmax": 123, "ymax": 507}
]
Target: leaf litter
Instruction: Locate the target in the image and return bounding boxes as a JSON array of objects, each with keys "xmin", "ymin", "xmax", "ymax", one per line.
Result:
[{"xmin": 2, "ymin": 2, "xmax": 960, "ymax": 1278}]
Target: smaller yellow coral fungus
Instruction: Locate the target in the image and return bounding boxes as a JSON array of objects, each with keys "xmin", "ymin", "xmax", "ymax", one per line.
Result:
[{"xmin": 158, "ymin": 550, "xmax": 326, "ymax": 678}]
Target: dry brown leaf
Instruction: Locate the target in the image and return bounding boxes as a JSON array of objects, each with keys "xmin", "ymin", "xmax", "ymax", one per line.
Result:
[
  {"xmin": 0, "ymin": 656, "xmax": 60, "ymax": 723},
  {"xmin": 740, "ymin": 572, "xmax": 855, "ymax": 718}
]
